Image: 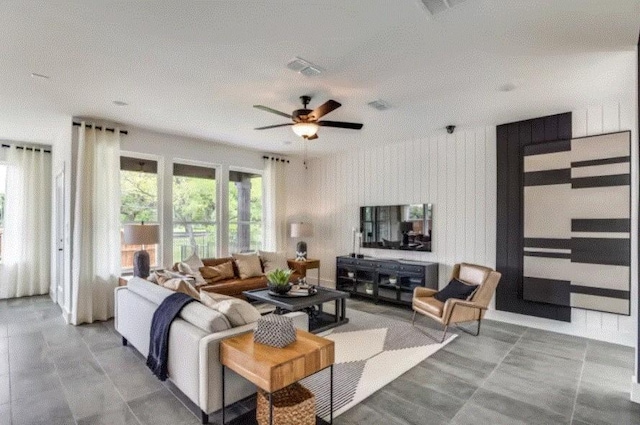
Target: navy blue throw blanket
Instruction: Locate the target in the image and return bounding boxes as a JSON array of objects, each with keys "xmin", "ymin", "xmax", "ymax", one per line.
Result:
[{"xmin": 146, "ymin": 292, "xmax": 196, "ymax": 381}]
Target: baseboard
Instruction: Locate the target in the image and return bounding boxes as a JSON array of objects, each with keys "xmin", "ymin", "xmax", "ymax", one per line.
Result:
[
  {"xmin": 631, "ymin": 379, "xmax": 640, "ymax": 404},
  {"xmin": 485, "ymin": 309, "xmax": 634, "ymax": 347}
]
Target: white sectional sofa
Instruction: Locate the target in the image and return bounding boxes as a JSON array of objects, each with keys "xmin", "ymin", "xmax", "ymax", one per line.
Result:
[{"xmin": 114, "ymin": 277, "xmax": 308, "ymax": 423}]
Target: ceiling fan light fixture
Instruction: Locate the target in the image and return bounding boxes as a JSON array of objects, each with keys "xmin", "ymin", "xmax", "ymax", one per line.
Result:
[{"xmin": 292, "ymin": 122, "xmax": 319, "ymax": 138}]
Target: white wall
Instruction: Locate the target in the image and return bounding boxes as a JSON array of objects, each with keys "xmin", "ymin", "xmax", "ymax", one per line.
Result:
[{"xmin": 305, "ymin": 99, "xmax": 637, "ymax": 346}]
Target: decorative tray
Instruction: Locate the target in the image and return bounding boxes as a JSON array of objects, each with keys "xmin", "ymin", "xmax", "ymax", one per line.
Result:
[{"xmin": 268, "ymin": 287, "xmax": 317, "ymax": 298}]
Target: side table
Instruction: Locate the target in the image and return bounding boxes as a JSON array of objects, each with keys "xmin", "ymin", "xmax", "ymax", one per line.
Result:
[
  {"xmin": 220, "ymin": 329, "xmax": 335, "ymax": 425},
  {"xmin": 287, "ymin": 259, "xmax": 321, "ymax": 286}
]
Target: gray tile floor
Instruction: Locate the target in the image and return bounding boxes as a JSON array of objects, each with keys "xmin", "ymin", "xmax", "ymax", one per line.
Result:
[{"xmin": 0, "ymin": 295, "xmax": 638, "ymax": 425}]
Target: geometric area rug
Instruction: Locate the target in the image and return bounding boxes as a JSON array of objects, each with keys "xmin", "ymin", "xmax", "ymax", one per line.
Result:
[{"xmin": 300, "ymin": 309, "xmax": 456, "ymax": 420}]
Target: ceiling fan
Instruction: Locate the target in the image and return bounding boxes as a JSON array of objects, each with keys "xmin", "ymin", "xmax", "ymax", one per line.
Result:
[{"xmin": 253, "ymin": 95, "xmax": 363, "ymax": 140}]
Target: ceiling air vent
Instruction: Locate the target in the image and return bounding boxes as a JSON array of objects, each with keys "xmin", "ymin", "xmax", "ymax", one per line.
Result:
[
  {"xmin": 286, "ymin": 57, "xmax": 322, "ymax": 77},
  {"xmin": 419, "ymin": 0, "xmax": 467, "ymax": 16},
  {"xmin": 368, "ymin": 100, "xmax": 391, "ymax": 111}
]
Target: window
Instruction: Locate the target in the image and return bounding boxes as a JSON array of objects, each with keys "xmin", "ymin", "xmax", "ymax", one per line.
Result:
[
  {"xmin": 172, "ymin": 163, "xmax": 216, "ymax": 261},
  {"xmin": 228, "ymin": 170, "xmax": 262, "ymax": 254},
  {"xmin": 120, "ymin": 157, "xmax": 159, "ymax": 269}
]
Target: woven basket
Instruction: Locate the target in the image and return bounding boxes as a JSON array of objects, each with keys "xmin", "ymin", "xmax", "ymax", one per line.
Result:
[{"xmin": 256, "ymin": 383, "xmax": 315, "ymax": 425}]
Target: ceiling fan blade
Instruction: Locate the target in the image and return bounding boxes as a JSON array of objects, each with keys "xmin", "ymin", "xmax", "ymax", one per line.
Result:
[
  {"xmin": 318, "ymin": 120, "xmax": 363, "ymax": 130},
  {"xmin": 254, "ymin": 123, "xmax": 294, "ymax": 130},
  {"xmin": 307, "ymin": 134, "xmax": 319, "ymax": 140},
  {"xmin": 253, "ymin": 105, "xmax": 292, "ymax": 119},
  {"xmin": 308, "ymin": 100, "xmax": 341, "ymax": 120}
]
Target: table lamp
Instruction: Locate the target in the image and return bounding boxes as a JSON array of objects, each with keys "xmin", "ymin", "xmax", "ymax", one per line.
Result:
[
  {"xmin": 290, "ymin": 222, "xmax": 313, "ymax": 261},
  {"xmin": 124, "ymin": 223, "xmax": 160, "ymax": 278}
]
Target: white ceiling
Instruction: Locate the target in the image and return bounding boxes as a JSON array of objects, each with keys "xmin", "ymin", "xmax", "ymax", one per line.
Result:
[{"xmin": 1, "ymin": 0, "xmax": 639, "ymax": 155}]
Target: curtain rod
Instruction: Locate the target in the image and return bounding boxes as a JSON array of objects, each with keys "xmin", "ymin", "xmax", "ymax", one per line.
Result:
[
  {"xmin": 263, "ymin": 155, "xmax": 290, "ymax": 163},
  {"xmin": 72, "ymin": 121, "xmax": 128, "ymax": 135},
  {"xmin": 1, "ymin": 144, "xmax": 51, "ymax": 153}
]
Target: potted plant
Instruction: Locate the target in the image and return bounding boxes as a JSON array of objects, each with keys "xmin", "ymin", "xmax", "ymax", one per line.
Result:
[
  {"xmin": 266, "ymin": 268, "xmax": 294, "ymax": 295},
  {"xmin": 365, "ymin": 282, "xmax": 374, "ymax": 295}
]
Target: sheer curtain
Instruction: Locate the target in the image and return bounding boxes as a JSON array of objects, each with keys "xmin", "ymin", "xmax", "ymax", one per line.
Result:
[
  {"xmin": 0, "ymin": 146, "xmax": 51, "ymax": 299},
  {"xmin": 71, "ymin": 123, "xmax": 121, "ymax": 325},
  {"xmin": 263, "ymin": 158, "xmax": 287, "ymax": 252}
]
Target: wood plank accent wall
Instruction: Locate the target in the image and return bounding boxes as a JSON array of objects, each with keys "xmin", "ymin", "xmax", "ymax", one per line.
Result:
[{"xmin": 496, "ymin": 112, "xmax": 573, "ymax": 322}]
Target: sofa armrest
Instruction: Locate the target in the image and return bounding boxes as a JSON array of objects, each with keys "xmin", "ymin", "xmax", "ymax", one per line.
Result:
[{"xmin": 414, "ymin": 287, "xmax": 438, "ymax": 298}]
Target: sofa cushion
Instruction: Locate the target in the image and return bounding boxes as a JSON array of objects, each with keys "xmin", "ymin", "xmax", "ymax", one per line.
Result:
[
  {"xmin": 200, "ymin": 261, "xmax": 235, "ymax": 283},
  {"xmin": 259, "ymin": 250, "xmax": 289, "ymax": 274},
  {"xmin": 233, "ymin": 253, "xmax": 263, "ymax": 279},
  {"xmin": 128, "ymin": 277, "xmax": 173, "ymax": 306},
  {"xmin": 179, "ymin": 302, "xmax": 231, "ymax": 333},
  {"xmin": 201, "ymin": 276, "xmax": 268, "ymax": 298},
  {"xmin": 199, "ymin": 290, "xmax": 261, "ymax": 326},
  {"xmin": 413, "ymin": 296, "xmax": 444, "ymax": 317}
]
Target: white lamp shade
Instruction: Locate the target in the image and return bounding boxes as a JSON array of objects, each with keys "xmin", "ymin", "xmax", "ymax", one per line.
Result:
[
  {"xmin": 124, "ymin": 224, "xmax": 160, "ymax": 245},
  {"xmin": 290, "ymin": 222, "xmax": 313, "ymax": 238},
  {"xmin": 292, "ymin": 122, "xmax": 319, "ymax": 138}
]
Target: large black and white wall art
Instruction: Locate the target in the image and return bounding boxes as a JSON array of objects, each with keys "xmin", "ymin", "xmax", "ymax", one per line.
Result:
[{"xmin": 523, "ymin": 131, "xmax": 631, "ymax": 315}]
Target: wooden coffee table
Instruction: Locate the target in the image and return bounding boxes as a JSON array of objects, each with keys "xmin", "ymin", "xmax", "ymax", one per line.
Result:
[
  {"xmin": 220, "ymin": 329, "xmax": 335, "ymax": 425},
  {"xmin": 243, "ymin": 287, "xmax": 349, "ymax": 333}
]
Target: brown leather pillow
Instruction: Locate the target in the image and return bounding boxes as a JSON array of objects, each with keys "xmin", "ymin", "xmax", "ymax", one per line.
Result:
[{"xmin": 199, "ymin": 261, "xmax": 235, "ymax": 283}]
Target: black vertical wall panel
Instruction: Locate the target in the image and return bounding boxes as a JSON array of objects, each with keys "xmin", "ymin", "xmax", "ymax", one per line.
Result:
[{"xmin": 495, "ymin": 112, "xmax": 572, "ymax": 322}]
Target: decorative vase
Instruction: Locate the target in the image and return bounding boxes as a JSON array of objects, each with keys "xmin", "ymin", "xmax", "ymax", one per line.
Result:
[
  {"xmin": 389, "ymin": 277, "xmax": 397, "ymax": 285},
  {"xmin": 268, "ymin": 282, "xmax": 292, "ymax": 295},
  {"xmin": 347, "ymin": 271, "xmax": 355, "ymax": 279},
  {"xmin": 365, "ymin": 283, "xmax": 374, "ymax": 295},
  {"xmin": 254, "ymin": 314, "xmax": 297, "ymax": 348}
]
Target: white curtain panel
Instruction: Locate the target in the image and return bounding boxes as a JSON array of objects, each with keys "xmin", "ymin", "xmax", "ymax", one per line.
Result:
[
  {"xmin": 263, "ymin": 158, "xmax": 287, "ymax": 252},
  {"xmin": 0, "ymin": 146, "xmax": 52, "ymax": 299},
  {"xmin": 71, "ymin": 123, "xmax": 122, "ymax": 325}
]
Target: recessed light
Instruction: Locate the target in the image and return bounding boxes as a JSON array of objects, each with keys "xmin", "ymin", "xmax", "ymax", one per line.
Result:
[
  {"xmin": 283, "ymin": 141, "xmax": 292, "ymax": 145},
  {"xmin": 30, "ymin": 73, "xmax": 50, "ymax": 80},
  {"xmin": 499, "ymin": 83, "xmax": 517, "ymax": 92},
  {"xmin": 113, "ymin": 100, "xmax": 128, "ymax": 106}
]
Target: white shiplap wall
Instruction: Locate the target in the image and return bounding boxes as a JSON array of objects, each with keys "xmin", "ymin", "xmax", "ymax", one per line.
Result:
[
  {"xmin": 305, "ymin": 101, "xmax": 637, "ymax": 346},
  {"xmin": 307, "ymin": 126, "xmax": 497, "ymax": 291}
]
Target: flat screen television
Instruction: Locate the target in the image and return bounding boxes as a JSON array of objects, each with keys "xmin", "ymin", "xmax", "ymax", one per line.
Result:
[{"xmin": 360, "ymin": 204, "xmax": 433, "ymax": 252}]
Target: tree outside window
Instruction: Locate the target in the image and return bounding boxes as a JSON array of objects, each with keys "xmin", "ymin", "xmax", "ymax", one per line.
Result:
[
  {"xmin": 228, "ymin": 171, "xmax": 262, "ymax": 254},
  {"xmin": 120, "ymin": 157, "xmax": 159, "ymax": 269},
  {"xmin": 172, "ymin": 163, "xmax": 216, "ymax": 261}
]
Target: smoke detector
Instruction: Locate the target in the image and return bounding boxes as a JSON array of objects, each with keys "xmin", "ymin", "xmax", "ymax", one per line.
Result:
[
  {"xmin": 286, "ymin": 57, "xmax": 322, "ymax": 77},
  {"xmin": 368, "ymin": 99, "xmax": 391, "ymax": 111}
]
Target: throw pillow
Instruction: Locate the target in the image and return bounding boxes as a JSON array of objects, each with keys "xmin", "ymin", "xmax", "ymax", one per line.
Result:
[
  {"xmin": 258, "ymin": 250, "xmax": 289, "ymax": 274},
  {"xmin": 200, "ymin": 261, "xmax": 235, "ymax": 283},
  {"xmin": 434, "ymin": 278, "xmax": 477, "ymax": 303},
  {"xmin": 199, "ymin": 290, "xmax": 261, "ymax": 326},
  {"xmin": 152, "ymin": 270, "xmax": 188, "ymax": 285},
  {"xmin": 160, "ymin": 278, "xmax": 200, "ymax": 300},
  {"xmin": 232, "ymin": 253, "xmax": 263, "ymax": 279},
  {"xmin": 179, "ymin": 253, "xmax": 207, "ymax": 286}
]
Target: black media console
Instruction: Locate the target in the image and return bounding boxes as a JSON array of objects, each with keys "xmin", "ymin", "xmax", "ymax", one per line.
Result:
[{"xmin": 336, "ymin": 256, "xmax": 438, "ymax": 306}]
